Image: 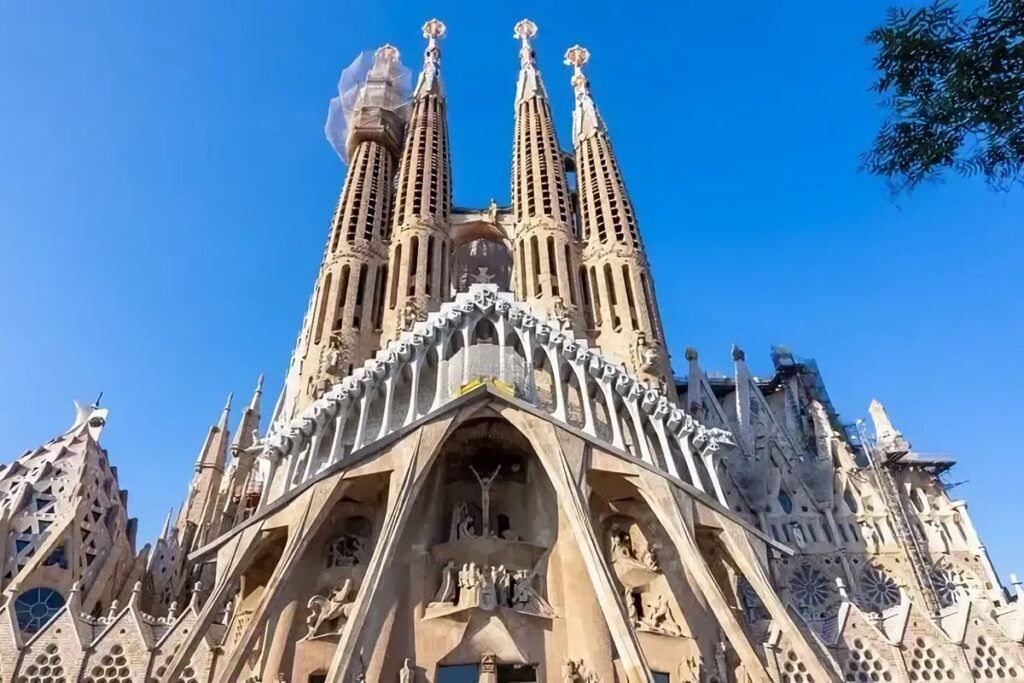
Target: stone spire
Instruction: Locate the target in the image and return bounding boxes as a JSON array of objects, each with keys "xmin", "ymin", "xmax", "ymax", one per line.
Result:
[
  {"xmin": 566, "ymin": 46, "xmax": 671, "ymax": 390},
  {"xmin": 283, "ymin": 45, "xmax": 407, "ymax": 418},
  {"xmin": 381, "ymin": 19, "xmax": 453, "ymax": 341},
  {"xmin": 177, "ymin": 395, "xmax": 232, "ymax": 550},
  {"xmin": 511, "ymin": 20, "xmax": 584, "ymax": 329}
]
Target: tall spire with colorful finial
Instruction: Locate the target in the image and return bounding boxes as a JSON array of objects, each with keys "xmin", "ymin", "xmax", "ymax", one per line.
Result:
[
  {"xmin": 382, "ymin": 19, "xmax": 453, "ymax": 342},
  {"xmin": 566, "ymin": 45, "xmax": 673, "ymax": 392},
  {"xmin": 511, "ymin": 20, "xmax": 584, "ymax": 329}
]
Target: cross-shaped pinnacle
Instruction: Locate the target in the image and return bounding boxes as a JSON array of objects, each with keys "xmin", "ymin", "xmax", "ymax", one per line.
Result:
[
  {"xmin": 422, "ymin": 18, "xmax": 446, "ymax": 41},
  {"xmin": 564, "ymin": 45, "xmax": 590, "ymax": 71},
  {"xmin": 514, "ymin": 19, "xmax": 538, "ymax": 42}
]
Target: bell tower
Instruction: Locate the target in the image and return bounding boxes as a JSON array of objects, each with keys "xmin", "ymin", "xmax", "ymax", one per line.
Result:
[
  {"xmin": 565, "ymin": 45, "xmax": 672, "ymax": 390},
  {"xmin": 282, "ymin": 45, "xmax": 407, "ymax": 419},
  {"xmin": 510, "ymin": 20, "xmax": 585, "ymax": 330},
  {"xmin": 381, "ymin": 19, "xmax": 454, "ymax": 342}
]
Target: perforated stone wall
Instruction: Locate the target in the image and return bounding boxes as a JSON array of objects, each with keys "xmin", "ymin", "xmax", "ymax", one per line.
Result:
[
  {"xmin": 17, "ymin": 643, "xmax": 68, "ymax": 683},
  {"xmin": 906, "ymin": 636, "xmax": 956, "ymax": 681},
  {"xmin": 968, "ymin": 635, "xmax": 1021, "ymax": 680},
  {"xmin": 841, "ymin": 637, "xmax": 894, "ymax": 682},
  {"xmin": 779, "ymin": 648, "xmax": 816, "ymax": 683}
]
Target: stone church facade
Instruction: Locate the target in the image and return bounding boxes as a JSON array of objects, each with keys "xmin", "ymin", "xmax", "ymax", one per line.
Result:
[{"xmin": 1, "ymin": 18, "xmax": 1021, "ymax": 683}]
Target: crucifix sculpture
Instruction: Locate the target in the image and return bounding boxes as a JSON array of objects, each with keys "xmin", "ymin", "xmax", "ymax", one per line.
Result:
[{"xmin": 470, "ymin": 465, "xmax": 501, "ymax": 537}]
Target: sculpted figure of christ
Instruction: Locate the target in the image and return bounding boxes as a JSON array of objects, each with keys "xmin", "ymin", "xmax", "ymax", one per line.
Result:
[{"xmin": 470, "ymin": 465, "xmax": 501, "ymax": 537}]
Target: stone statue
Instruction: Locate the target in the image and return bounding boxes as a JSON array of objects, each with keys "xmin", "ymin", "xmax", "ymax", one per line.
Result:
[
  {"xmin": 861, "ymin": 520, "xmax": 880, "ymax": 553},
  {"xmin": 432, "ymin": 560, "xmax": 458, "ymax": 604},
  {"xmin": 641, "ymin": 547, "xmax": 659, "ymax": 572},
  {"xmin": 791, "ymin": 523, "xmax": 807, "ymax": 548},
  {"xmin": 397, "ymin": 300, "xmax": 424, "ymax": 333},
  {"xmin": 458, "ymin": 563, "xmax": 480, "ymax": 607},
  {"xmin": 610, "ymin": 526, "xmax": 634, "ymax": 560},
  {"xmin": 470, "ymin": 465, "xmax": 501, "ymax": 537},
  {"xmin": 509, "ymin": 569, "xmax": 553, "ymax": 616},
  {"xmin": 305, "ymin": 577, "xmax": 355, "ymax": 639},
  {"xmin": 631, "ymin": 332, "xmax": 659, "ymax": 373},
  {"xmin": 478, "ymin": 565, "xmax": 498, "ymax": 610},
  {"xmin": 485, "ymin": 198, "xmax": 498, "ymax": 224},
  {"xmin": 640, "ymin": 593, "xmax": 683, "ymax": 636},
  {"xmin": 399, "ymin": 658, "xmax": 414, "ymax": 683},
  {"xmin": 564, "ymin": 659, "xmax": 581, "ymax": 682},
  {"xmin": 494, "ymin": 565, "xmax": 511, "ymax": 606},
  {"xmin": 449, "ymin": 501, "xmax": 475, "ymax": 541},
  {"xmin": 624, "ymin": 588, "xmax": 639, "ymax": 626},
  {"xmin": 324, "ymin": 331, "xmax": 346, "ymax": 374}
]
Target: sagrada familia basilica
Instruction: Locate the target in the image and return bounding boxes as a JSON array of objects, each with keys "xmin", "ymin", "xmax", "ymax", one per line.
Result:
[{"xmin": 1, "ymin": 18, "xmax": 1020, "ymax": 683}]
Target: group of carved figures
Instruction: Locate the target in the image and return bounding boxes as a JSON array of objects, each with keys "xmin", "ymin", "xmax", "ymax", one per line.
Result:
[
  {"xmin": 625, "ymin": 588, "xmax": 683, "ymax": 636},
  {"xmin": 609, "ymin": 524, "xmax": 659, "ymax": 572},
  {"xmin": 304, "ymin": 577, "xmax": 356, "ymax": 639},
  {"xmin": 432, "ymin": 560, "xmax": 552, "ymax": 615},
  {"xmin": 448, "ymin": 465, "xmax": 522, "ymax": 542}
]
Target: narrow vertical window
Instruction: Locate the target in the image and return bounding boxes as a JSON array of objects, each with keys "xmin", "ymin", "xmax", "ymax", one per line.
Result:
[
  {"xmin": 374, "ymin": 265, "xmax": 388, "ymax": 329},
  {"xmin": 353, "ymin": 264, "xmax": 368, "ymax": 327},
  {"xmin": 389, "ymin": 245, "xmax": 402, "ymax": 309},
  {"xmin": 590, "ymin": 266, "xmax": 602, "ymax": 327},
  {"xmin": 530, "ymin": 236, "xmax": 541, "ymax": 298},
  {"xmin": 518, "ymin": 241, "xmax": 527, "ymax": 299},
  {"xmin": 604, "ymin": 263, "xmax": 620, "ymax": 330},
  {"xmin": 314, "ymin": 275, "xmax": 331, "ymax": 344},
  {"xmin": 407, "ymin": 237, "xmax": 419, "ymax": 296},
  {"xmin": 622, "ymin": 264, "xmax": 639, "ymax": 330},
  {"xmin": 564, "ymin": 243, "xmax": 577, "ymax": 305},
  {"xmin": 425, "ymin": 236, "xmax": 435, "ymax": 296},
  {"xmin": 640, "ymin": 273, "xmax": 661, "ymax": 338},
  {"xmin": 546, "ymin": 236, "xmax": 559, "ymax": 297},
  {"xmin": 438, "ymin": 239, "xmax": 448, "ymax": 299},
  {"xmin": 579, "ymin": 266, "xmax": 593, "ymax": 329},
  {"xmin": 333, "ymin": 265, "xmax": 350, "ymax": 332}
]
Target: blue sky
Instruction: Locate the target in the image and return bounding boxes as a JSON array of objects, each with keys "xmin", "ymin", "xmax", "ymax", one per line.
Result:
[{"xmin": 1, "ymin": 2, "xmax": 1021, "ymax": 578}]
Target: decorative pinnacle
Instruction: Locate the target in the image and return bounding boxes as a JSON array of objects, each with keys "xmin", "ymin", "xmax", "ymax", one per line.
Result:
[
  {"xmin": 685, "ymin": 347, "xmax": 699, "ymax": 362},
  {"xmin": 422, "ymin": 18, "xmax": 446, "ymax": 42},
  {"xmin": 514, "ymin": 19, "xmax": 538, "ymax": 65},
  {"xmin": 564, "ymin": 44, "xmax": 590, "ymax": 71},
  {"xmin": 374, "ymin": 44, "xmax": 400, "ymax": 64}
]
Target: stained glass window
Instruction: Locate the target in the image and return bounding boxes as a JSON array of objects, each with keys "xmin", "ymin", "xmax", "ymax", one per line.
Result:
[{"xmin": 14, "ymin": 586, "xmax": 65, "ymax": 633}]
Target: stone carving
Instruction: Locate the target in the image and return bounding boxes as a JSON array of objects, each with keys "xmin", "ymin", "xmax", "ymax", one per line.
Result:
[
  {"xmin": 449, "ymin": 501, "xmax": 476, "ymax": 541},
  {"xmin": 432, "ymin": 560, "xmax": 458, "ymax": 604},
  {"xmin": 324, "ymin": 331, "xmax": 347, "ymax": 375},
  {"xmin": 485, "ymin": 198, "xmax": 498, "ymax": 224},
  {"xmin": 641, "ymin": 547, "xmax": 659, "ymax": 572},
  {"xmin": 325, "ymin": 532, "xmax": 366, "ymax": 568},
  {"xmin": 470, "ymin": 465, "xmax": 501, "ymax": 537},
  {"xmin": 433, "ymin": 563, "xmax": 553, "ymax": 617},
  {"xmin": 639, "ymin": 592, "xmax": 683, "ymax": 636},
  {"xmin": 399, "ymin": 658, "xmax": 414, "ymax": 683},
  {"xmin": 397, "ymin": 300, "xmax": 425, "ymax": 334},
  {"xmin": 458, "ymin": 562, "xmax": 481, "ymax": 606},
  {"xmin": 631, "ymin": 331, "xmax": 659, "ymax": 374},
  {"xmin": 563, "ymin": 659, "xmax": 599, "ymax": 682},
  {"xmin": 610, "ymin": 525, "xmax": 635, "ymax": 560},
  {"xmin": 305, "ymin": 577, "xmax": 356, "ymax": 639},
  {"xmin": 625, "ymin": 589, "xmax": 683, "ymax": 636}
]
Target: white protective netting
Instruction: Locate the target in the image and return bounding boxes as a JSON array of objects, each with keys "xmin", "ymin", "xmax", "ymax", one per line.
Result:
[{"xmin": 324, "ymin": 46, "xmax": 413, "ymax": 164}]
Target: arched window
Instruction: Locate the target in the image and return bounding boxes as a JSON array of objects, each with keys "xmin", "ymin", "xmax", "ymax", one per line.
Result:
[
  {"xmin": 777, "ymin": 490, "xmax": 793, "ymax": 514},
  {"xmin": 14, "ymin": 587, "xmax": 65, "ymax": 633}
]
